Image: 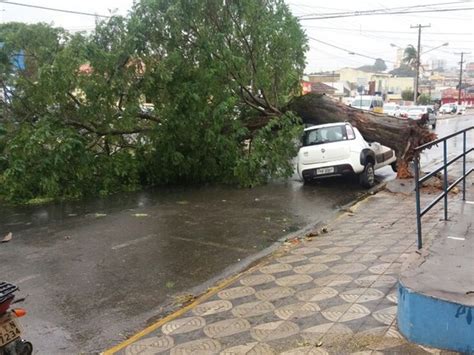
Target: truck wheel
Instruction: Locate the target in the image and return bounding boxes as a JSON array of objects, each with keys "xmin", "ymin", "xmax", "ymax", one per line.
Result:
[{"xmin": 360, "ymin": 162, "xmax": 375, "ymax": 188}]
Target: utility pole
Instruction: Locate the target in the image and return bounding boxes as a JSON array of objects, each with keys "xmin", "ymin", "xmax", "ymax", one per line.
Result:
[
  {"xmin": 455, "ymin": 52, "xmax": 470, "ymax": 105},
  {"xmin": 411, "ymin": 24, "xmax": 430, "ymax": 104}
]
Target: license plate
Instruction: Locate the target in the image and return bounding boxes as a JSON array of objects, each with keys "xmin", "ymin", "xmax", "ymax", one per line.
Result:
[
  {"xmin": 0, "ymin": 314, "xmax": 22, "ymax": 347},
  {"xmin": 316, "ymin": 167, "xmax": 335, "ymax": 175}
]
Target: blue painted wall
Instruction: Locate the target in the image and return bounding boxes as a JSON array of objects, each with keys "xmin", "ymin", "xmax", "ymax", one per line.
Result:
[{"xmin": 398, "ymin": 281, "xmax": 474, "ymax": 354}]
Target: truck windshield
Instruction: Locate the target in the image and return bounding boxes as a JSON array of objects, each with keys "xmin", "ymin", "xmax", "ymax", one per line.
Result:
[{"xmin": 302, "ymin": 126, "xmax": 348, "ymax": 146}]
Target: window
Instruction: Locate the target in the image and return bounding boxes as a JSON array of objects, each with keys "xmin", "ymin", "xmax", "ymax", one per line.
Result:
[
  {"xmin": 352, "ymin": 99, "xmax": 372, "ymax": 108},
  {"xmin": 302, "ymin": 125, "xmax": 352, "ymax": 146}
]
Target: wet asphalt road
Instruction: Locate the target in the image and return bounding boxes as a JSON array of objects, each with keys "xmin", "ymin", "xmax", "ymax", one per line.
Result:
[
  {"xmin": 419, "ymin": 113, "xmax": 473, "ymax": 168},
  {"xmin": 0, "ymin": 178, "xmax": 372, "ymax": 353},
  {"xmin": 0, "ymin": 114, "xmax": 471, "ymax": 353}
]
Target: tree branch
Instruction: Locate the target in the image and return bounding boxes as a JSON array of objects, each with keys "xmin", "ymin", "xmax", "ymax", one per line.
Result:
[
  {"xmin": 64, "ymin": 118, "xmax": 153, "ymax": 136},
  {"xmin": 260, "ymin": 89, "xmax": 281, "ymax": 115},
  {"xmin": 137, "ymin": 112, "xmax": 161, "ymax": 123},
  {"xmin": 240, "ymin": 87, "xmax": 267, "ymax": 114},
  {"xmin": 67, "ymin": 92, "xmax": 82, "ymax": 107}
]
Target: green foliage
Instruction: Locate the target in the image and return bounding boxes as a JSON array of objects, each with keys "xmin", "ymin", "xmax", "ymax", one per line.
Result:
[
  {"xmin": 0, "ymin": 0, "xmax": 308, "ymax": 203},
  {"xmin": 403, "ymin": 45, "xmax": 417, "ymax": 68},
  {"xmin": 418, "ymin": 93, "xmax": 431, "ymax": 105},
  {"xmin": 389, "ymin": 64, "xmax": 415, "ymax": 77},
  {"xmin": 373, "ymin": 59, "xmax": 387, "ymax": 72},
  {"xmin": 0, "ymin": 119, "xmax": 139, "ymax": 201},
  {"xmin": 234, "ymin": 112, "xmax": 303, "ymax": 187},
  {"xmin": 358, "ymin": 58, "xmax": 387, "ymax": 73},
  {"xmin": 401, "ymin": 89, "xmax": 414, "ymax": 101}
]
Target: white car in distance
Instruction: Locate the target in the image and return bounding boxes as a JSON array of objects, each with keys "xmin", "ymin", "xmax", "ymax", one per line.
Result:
[
  {"xmin": 406, "ymin": 106, "xmax": 437, "ymax": 128},
  {"xmin": 297, "ymin": 123, "xmax": 397, "ymax": 188},
  {"xmin": 383, "ymin": 103, "xmax": 401, "ymax": 117}
]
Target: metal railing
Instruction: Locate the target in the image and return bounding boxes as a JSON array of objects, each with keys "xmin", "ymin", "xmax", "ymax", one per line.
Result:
[{"xmin": 414, "ymin": 126, "xmax": 473, "ymax": 249}]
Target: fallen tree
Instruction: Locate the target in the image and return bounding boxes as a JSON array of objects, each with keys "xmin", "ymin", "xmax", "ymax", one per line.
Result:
[{"xmin": 285, "ymin": 94, "xmax": 437, "ymax": 178}]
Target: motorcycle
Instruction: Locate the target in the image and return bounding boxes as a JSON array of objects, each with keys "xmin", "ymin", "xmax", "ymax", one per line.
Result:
[{"xmin": 0, "ymin": 282, "xmax": 32, "ymax": 355}]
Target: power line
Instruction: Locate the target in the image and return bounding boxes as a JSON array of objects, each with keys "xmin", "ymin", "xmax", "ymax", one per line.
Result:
[
  {"xmin": 297, "ymin": 1, "xmax": 471, "ymax": 16},
  {"xmin": 298, "ymin": 1, "xmax": 472, "ymax": 17},
  {"xmin": 298, "ymin": 6, "xmax": 474, "ymax": 20},
  {"xmin": 301, "ymin": 25, "xmax": 473, "ymax": 36},
  {"xmin": 0, "ymin": 1, "xmax": 111, "ymax": 18},
  {"xmin": 308, "ymin": 36, "xmax": 394, "ymax": 64},
  {"xmin": 308, "ymin": 45, "xmax": 368, "ymax": 65}
]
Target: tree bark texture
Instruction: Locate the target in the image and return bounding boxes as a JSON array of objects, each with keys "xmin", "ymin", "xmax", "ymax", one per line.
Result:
[{"xmin": 286, "ymin": 94, "xmax": 437, "ymax": 178}]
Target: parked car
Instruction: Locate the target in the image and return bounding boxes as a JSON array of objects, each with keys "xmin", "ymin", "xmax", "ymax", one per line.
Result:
[
  {"xmin": 383, "ymin": 103, "xmax": 401, "ymax": 117},
  {"xmin": 406, "ymin": 106, "xmax": 437, "ymax": 128},
  {"xmin": 399, "ymin": 106, "xmax": 410, "ymax": 118},
  {"xmin": 439, "ymin": 103, "xmax": 457, "ymax": 114},
  {"xmin": 297, "ymin": 122, "xmax": 397, "ymax": 188}
]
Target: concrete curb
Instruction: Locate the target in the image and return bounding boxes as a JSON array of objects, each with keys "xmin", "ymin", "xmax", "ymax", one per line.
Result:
[{"xmin": 398, "ymin": 280, "xmax": 474, "ymax": 353}]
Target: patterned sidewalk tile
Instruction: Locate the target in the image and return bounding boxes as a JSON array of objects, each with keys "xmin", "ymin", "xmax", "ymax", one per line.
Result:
[{"xmin": 117, "ymin": 191, "xmax": 457, "ymax": 355}]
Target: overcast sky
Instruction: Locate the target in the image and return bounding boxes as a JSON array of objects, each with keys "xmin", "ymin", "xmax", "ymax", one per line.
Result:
[{"xmin": 1, "ymin": 0, "xmax": 473, "ymax": 72}]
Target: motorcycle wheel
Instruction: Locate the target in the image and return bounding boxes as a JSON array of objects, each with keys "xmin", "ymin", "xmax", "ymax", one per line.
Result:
[{"xmin": 15, "ymin": 340, "xmax": 33, "ymax": 355}]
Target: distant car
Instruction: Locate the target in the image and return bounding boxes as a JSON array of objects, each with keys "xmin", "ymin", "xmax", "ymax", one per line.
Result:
[
  {"xmin": 456, "ymin": 105, "xmax": 466, "ymax": 115},
  {"xmin": 399, "ymin": 106, "xmax": 410, "ymax": 118},
  {"xmin": 383, "ymin": 103, "xmax": 401, "ymax": 117},
  {"xmin": 440, "ymin": 103, "xmax": 457, "ymax": 114},
  {"xmin": 407, "ymin": 106, "xmax": 437, "ymax": 128},
  {"xmin": 297, "ymin": 122, "xmax": 397, "ymax": 188}
]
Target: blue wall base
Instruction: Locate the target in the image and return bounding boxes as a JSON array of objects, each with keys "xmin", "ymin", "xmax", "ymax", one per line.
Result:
[{"xmin": 398, "ymin": 281, "xmax": 474, "ymax": 354}]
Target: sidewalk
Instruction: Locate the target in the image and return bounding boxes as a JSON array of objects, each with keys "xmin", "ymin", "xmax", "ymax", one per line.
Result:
[{"xmin": 106, "ymin": 180, "xmax": 472, "ymax": 355}]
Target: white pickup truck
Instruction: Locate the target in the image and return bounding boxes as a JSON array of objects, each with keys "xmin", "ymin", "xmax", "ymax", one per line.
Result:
[{"xmin": 297, "ymin": 122, "xmax": 397, "ymax": 187}]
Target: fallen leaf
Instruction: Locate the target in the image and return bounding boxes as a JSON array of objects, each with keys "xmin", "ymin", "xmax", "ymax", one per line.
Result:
[
  {"xmin": 1, "ymin": 232, "xmax": 12, "ymax": 243},
  {"xmin": 132, "ymin": 213, "xmax": 149, "ymax": 217},
  {"xmin": 284, "ymin": 237, "xmax": 300, "ymax": 246}
]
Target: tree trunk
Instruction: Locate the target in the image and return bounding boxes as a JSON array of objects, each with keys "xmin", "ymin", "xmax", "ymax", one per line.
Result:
[{"xmin": 286, "ymin": 93, "xmax": 437, "ymax": 178}]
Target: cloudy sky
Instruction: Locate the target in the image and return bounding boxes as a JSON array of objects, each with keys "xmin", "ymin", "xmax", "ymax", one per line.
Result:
[{"xmin": 1, "ymin": 0, "xmax": 473, "ymax": 72}]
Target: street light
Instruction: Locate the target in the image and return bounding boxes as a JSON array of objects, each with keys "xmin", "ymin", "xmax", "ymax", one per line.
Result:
[{"xmin": 421, "ymin": 42, "xmax": 449, "ymax": 55}]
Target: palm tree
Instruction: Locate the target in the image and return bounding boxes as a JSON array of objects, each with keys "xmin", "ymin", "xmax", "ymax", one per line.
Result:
[{"xmin": 403, "ymin": 45, "xmax": 417, "ymax": 69}]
